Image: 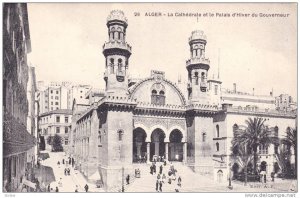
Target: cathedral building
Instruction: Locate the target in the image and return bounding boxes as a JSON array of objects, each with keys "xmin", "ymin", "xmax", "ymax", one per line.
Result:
[{"xmin": 68, "ymin": 10, "xmax": 297, "ymax": 191}]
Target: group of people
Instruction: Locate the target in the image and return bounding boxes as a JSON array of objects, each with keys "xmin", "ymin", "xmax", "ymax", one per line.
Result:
[{"xmin": 150, "ymin": 160, "xmax": 182, "ymax": 192}]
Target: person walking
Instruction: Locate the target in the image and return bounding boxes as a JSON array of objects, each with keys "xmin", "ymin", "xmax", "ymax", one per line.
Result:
[
  {"xmin": 84, "ymin": 184, "xmax": 89, "ymax": 192},
  {"xmin": 62, "ymin": 159, "xmax": 65, "ymax": 164},
  {"xmin": 155, "ymin": 180, "xmax": 159, "ymax": 192},
  {"xmin": 159, "ymin": 181, "xmax": 163, "ymax": 192},
  {"xmin": 162, "ymin": 174, "xmax": 166, "ymax": 183},
  {"xmin": 178, "ymin": 176, "xmax": 182, "ymax": 187},
  {"xmin": 47, "ymin": 184, "xmax": 51, "ymax": 192},
  {"xmin": 153, "ymin": 164, "xmax": 156, "ymax": 174},
  {"xmin": 150, "ymin": 165, "xmax": 153, "ymax": 175},
  {"xmin": 159, "ymin": 165, "xmax": 163, "ymax": 175},
  {"xmin": 55, "ymin": 187, "xmax": 59, "ymax": 192},
  {"xmin": 126, "ymin": 175, "xmax": 130, "ymax": 185}
]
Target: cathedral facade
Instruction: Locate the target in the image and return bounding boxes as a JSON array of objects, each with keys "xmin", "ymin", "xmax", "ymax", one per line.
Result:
[{"xmin": 68, "ymin": 10, "xmax": 297, "ymax": 191}]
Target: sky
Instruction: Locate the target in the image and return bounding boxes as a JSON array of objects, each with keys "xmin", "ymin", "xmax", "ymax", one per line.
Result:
[{"xmin": 27, "ymin": 3, "xmax": 297, "ymax": 99}]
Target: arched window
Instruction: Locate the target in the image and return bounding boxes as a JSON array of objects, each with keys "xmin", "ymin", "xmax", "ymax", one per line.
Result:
[
  {"xmin": 216, "ymin": 142, "xmax": 219, "ymax": 152},
  {"xmin": 118, "ymin": 130, "xmax": 123, "ymax": 141},
  {"xmin": 110, "ymin": 58, "xmax": 114, "ymax": 73},
  {"xmin": 201, "ymin": 72, "xmax": 205, "ymax": 82},
  {"xmin": 216, "ymin": 125, "xmax": 220, "ymax": 137},
  {"xmin": 118, "ymin": 58, "xmax": 122, "ymax": 71},
  {"xmin": 195, "ymin": 72, "xmax": 199, "ymax": 85},
  {"xmin": 114, "ymin": 31, "xmax": 118, "ymax": 40},
  {"xmin": 159, "ymin": 90, "xmax": 165, "ymax": 105},
  {"xmin": 151, "ymin": 90, "xmax": 157, "ymax": 104},
  {"xmin": 274, "ymin": 126, "xmax": 279, "ymax": 137},
  {"xmin": 202, "ymin": 133, "xmax": 206, "ymax": 142}
]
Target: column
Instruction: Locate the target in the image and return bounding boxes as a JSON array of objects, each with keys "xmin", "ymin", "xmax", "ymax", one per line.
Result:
[
  {"xmin": 183, "ymin": 142, "xmax": 187, "ymax": 164},
  {"xmin": 165, "ymin": 143, "xmax": 169, "ymax": 161},
  {"xmin": 155, "ymin": 142, "xmax": 159, "ymax": 156},
  {"xmin": 147, "ymin": 143, "xmax": 150, "ymax": 163},
  {"xmin": 137, "ymin": 143, "xmax": 142, "ymax": 158}
]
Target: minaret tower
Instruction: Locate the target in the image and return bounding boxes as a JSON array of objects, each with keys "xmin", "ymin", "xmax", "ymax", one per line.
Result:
[
  {"xmin": 186, "ymin": 30, "xmax": 210, "ymax": 104},
  {"xmin": 103, "ymin": 10, "xmax": 132, "ymax": 95}
]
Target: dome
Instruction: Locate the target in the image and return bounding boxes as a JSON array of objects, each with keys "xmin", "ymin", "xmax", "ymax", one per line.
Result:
[
  {"xmin": 107, "ymin": 10, "xmax": 128, "ymax": 24},
  {"xmin": 189, "ymin": 30, "xmax": 207, "ymax": 41}
]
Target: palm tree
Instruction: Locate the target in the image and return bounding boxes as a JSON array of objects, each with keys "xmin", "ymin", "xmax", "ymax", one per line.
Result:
[
  {"xmin": 281, "ymin": 127, "xmax": 297, "ymax": 177},
  {"xmin": 232, "ymin": 117, "xmax": 274, "ymax": 174},
  {"xmin": 235, "ymin": 144, "xmax": 253, "ymax": 185},
  {"xmin": 275, "ymin": 145, "xmax": 290, "ymax": 174}
]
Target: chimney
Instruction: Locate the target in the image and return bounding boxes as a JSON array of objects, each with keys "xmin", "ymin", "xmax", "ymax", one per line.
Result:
[{"xmin": 233, "ymin": 83, "xmax": 237, "ymax": 93}]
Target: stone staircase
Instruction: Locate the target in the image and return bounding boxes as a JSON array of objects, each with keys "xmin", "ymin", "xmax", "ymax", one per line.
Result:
[{"xmin": 125, "ymin": 162, "xmax": 228, "ymax": 192}]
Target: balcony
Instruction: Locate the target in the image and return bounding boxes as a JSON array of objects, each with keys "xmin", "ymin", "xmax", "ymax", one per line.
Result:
[
  {"xmin": 116, "ymin": 70, "xmax": 126, "ymax": 82},
  {"xmin": 186, "ymin": 57, "xmax": 210, "ymax": 67},
  {"xmin": 103, "ymin": 41, "xmax": 132, "ymax": 53},
  {"xmin": 200, "ymin": 81, "xmax": 207, "ymax": 88}
]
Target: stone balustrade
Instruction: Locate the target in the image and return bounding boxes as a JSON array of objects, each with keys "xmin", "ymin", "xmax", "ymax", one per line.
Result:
[
  {"xmin": 103, "ymin": 41, "xmax": 132, "ymax": 52},
  {"xmin": 186, "ymin": 57, "xmax": 210, "ymax": 66}
]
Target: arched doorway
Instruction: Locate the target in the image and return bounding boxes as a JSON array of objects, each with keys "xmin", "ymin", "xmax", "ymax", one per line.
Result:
[
  {"xmin": 260, "ymin": 161, "xmax": 267, "ymax": 172},
  {"xmin": 133, "ymin": 128, "xmax": 147, "ymax": 163},
  {"xmin": 169, "ymin": 129, "xmax": 183, "ymax": 161},
  {"xmin": 150, "ymin": 128, "xmax": 165, "ymax": 161},
  {"xmin": 232, "ymin": 163, "xmax": 239, "ymax": 180}
]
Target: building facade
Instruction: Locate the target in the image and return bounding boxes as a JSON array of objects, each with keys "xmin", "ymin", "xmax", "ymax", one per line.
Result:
[
  {"xmin": 39, "ymin": 109, "xmax": 72, "ymax": 151},
  {"xmin": 37, "ymin": 82, "xmax": 91, "ymax": 114},
  {"xmin": 68, "ymin": 10, "xmax": 297, "ymax": 191},
  {"xmin": 3, "ymin": 3, "xmax": 36, "ymax": 192}
]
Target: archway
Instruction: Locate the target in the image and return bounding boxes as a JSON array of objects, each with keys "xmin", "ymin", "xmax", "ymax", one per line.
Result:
[
  {"xmin": 232, "ymin": 163, "xmax": 239, "ymax": 180},
  {"xmin": 169, "ymin": 129, "xmax": 183, "ymax": 161},
  {"xmin": 133, "ymin": 128, "xmax": 147, "ymax": 163},
  {"xmin": 260, "ymin": 161, "xmax": 267, "ymax": 171},
  {"xmin": 150, "ymin": 128, "xmax": 166, "ymax": 161}
]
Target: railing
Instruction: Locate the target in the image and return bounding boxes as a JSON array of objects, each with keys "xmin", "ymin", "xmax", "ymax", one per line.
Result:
[
  {"xmin": 103, "ymin": 41, "xmax": 132, "ymax": 52},
  {"xmin": 225, "ymin": 106, "xmax": 296, "ymax": 117},
  {"xmin": 186, "ymin": 57, "xmax": 210, "ymax": 66}
]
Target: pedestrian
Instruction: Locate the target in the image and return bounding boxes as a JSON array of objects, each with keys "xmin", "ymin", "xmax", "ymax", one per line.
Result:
[
  {"xmin": 164, "ymin": 160, "xmax": 167, "ymax": 166},
  {"xmin": 178, "ymin": 176, "xmax": 182, "ymax": 187},
  {"xmin": 159, "ymin": 165, "xmax": 163, "ymax": 175},
  {"xmin": 72, "ymin": 158, "xmax": 75, "ymax": 167},
  {"xmin": 69, "ymin": 157, "xmax": 71, "ymax": 165},
  {"xmin": 162, "ymin": 174, "xmax": 166, "ymax": 183},
  {"xmin": 47, "ymin": 184, "xmax": 51, "ymax": 192},
  {"xmin": 153, "ymin": 164, "xmax": 156, "ymax": 174},
  {"xmin": 155, "ymin": 180, "xmax": 159, "ymax": 192},
  {"xmin": 62, "ymin": 159, "xmax": 65, "ymax": 164},
  {"xmin": 158, "ymin": 156, "xmax": 161, "ymax": 162},
  {"xmin": 68, "ymin": 168, "xmax": 70, "ymax": 176},
  {"xmin": 271, "ymin": 172, "xmax": 275, "ymax": 182},
  {"xmin": 84, "ymin": 184, "xmax": 89, "ymax": 192},
  {"xmin": 168, "ymin": 177, "xmax": 172, "ymax": 184},
  {"xmin": 55, "ymin": 187, "xmax": 59, "ymax": 192},
  {"xmin": 150, "ymin": 165, "xmax": 153, "ymax": 175},
  {"xmin": 50, "ymin": 188, "xmax": 53, "ymax": 192},
  {"xmin": 64, "ymin": 168, "xmax": 66, "ymax": 176},
  {"xmin": 75, "ymin": 185, "xmax": 79, "ymax": 192},
  {"xmin": 58, "ymin": 178, "xmax": 63, "ymax": 187},
  {"xmin": 157, "ymin": 173, "xmax": 161, "ymax": 180},
  {"xmin": 159, "ymin": 181, "xmax": 162, "ymax": 192},
  {"xmin": 264, "ymin": 174, "xmax": 267, "ymax": 183},
  {"xmin": 126, "ymin": 174, "xmax": 130, "ymax": 185}
]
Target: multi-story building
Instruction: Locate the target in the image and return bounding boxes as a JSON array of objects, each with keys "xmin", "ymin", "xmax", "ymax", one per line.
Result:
[
  {"xmin": 37, "ymin": 82, "xmax": 91, "ymax": 114},
  {"xmin": 3, "ymin": 3, "xmax": 36, "ymax": 192},
  {"xmin": 68, "ymin": 10, "xmax": 297, "ymax": 191},
  {"xmin": 39, "ymin": 109, "xmax": 72, "ymax": 151},
  {"xmin": 275, "ymin": 94, "xmax": 297, "ymax": 112}
]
